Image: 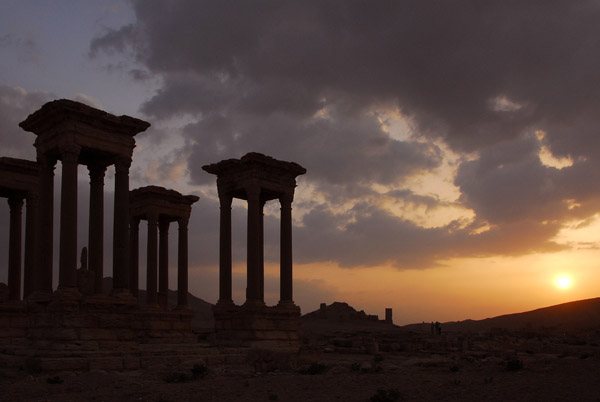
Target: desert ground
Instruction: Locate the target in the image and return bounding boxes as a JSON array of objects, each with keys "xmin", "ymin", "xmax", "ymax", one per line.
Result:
[{"xmin": 3, "ymin": 302, "xmax": 600, "ymax": 402}]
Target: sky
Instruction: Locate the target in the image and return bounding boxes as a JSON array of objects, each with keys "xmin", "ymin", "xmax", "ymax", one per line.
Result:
[{"xmin": 1, "ymin": 0, "xmax": 600, "ymax": 324}]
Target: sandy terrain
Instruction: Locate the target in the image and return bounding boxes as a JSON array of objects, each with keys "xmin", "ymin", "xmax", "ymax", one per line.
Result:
[{"xmin": 2, "ymin": 329, "xmax": 599, "ymax": 402}]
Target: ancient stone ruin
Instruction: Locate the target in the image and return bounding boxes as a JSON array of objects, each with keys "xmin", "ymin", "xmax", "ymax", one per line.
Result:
[
  {"xmin": 0, "ymin": 99, "xmax": 307, "ymax": 368},
  {"xmin": 0, "ymin": 100, "xmax": 201, "ymax": 362},
  {"xmin": 129, "ymin": 185, "xmax": 199, "ymax": 310},
  {"xmin": 203, "ymin": 152, "xmax": 306, "ymax": 344}
]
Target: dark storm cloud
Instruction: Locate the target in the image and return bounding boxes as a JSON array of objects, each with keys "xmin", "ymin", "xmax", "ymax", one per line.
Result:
[
  {"xmin": 183, "ymin": 106, "xmax": 442, "ymax": 187},
  {"xmin": 90, "ymin": 1, "xmax": 600, "ymax": 268},
  {"xmin": 294, "ymin": 203, "xmax": 564, "ymax": 269},
  {"xmin": 0, "ymin": 85, "xmax": 53, "ymax": 159}
]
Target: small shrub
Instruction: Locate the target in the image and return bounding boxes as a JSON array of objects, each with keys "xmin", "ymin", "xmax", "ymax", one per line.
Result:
[
  {"xmin": 300, "ymin": 362, "xmax": 328, "ymax": 375},
  {"xmin": 47, "ymin": 376, "xmax": 63, "ymax": 384},
  {"xmin": 369, "ymin": 388, "xmax": 402, "ymax": 402},
  {"xmin": 506, "ymin": 359, "xmax": 523, "ymax": 371},
  {"xmin": 23, "ymin": 357, "xmax": 42, "ymax": 375},
  {"xmin": 164, "ymin": 363, "xmax": 208, "ymax": 383},
  {"xmin": 191, "ymin": 363, "xmax": 208, "ymax": 379}
]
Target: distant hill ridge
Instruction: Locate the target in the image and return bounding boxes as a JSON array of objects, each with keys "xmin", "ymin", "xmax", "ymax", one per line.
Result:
[
  {"xmin": 403, "ymin": 297, "xmax": 600, "ymax": 333},
  {"xmin": 302, "ymin": 301, "xmax": 382, "ymax": 322}
]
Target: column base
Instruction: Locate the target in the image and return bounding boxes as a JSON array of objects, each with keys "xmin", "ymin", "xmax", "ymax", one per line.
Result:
[
  {"xmin": 214, "ymin": 303, "xmax": 301, "ymax": 345},
  {"xmin": 277, "ymin": 300, "xmax": 300, "ymax": 312},
  {"xmin": 242, "ymin": 299, "xmax": 266, "ymax": 310},
  {"xmin": 26, "ymin": 291, "xmax": 53, "ymax": 303},
  {"xmin": 54, "ymin": 286, "xmax": 82, "ymax": 301},
  {"xmin": 173, "ymin": 304, "xmax": 193, "ymax": 313},
  {"xmin": 110, "ymin": 288, "xmax": 137, "ymax": 304}
]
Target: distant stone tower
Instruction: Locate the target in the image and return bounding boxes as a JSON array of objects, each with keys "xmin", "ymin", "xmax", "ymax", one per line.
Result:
[{"xmin": 385, "ymin": 308, "xmax": 393, "ymax": 324}]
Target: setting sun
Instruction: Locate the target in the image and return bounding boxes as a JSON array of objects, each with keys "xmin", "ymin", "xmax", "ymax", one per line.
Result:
[{"xmin": 554, "ymin": 274, "xmax": 573, "ymax": 290}]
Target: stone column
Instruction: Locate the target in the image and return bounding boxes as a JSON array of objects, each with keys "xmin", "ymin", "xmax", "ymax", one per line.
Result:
[
  {"xmin": 259, "ymin": 199, "xmax": 265, "ymax": 302},
  {"xmin": 58, "ymin": 143, "xmax": 81, "ymax": 294},
  {"xmin": 245, "ymin": 186, "xmax": 263, "ymax": 305},
  {"xmin": 129, "ymin": 217, "xmax": 140, "ymax": 297},
  {"xmin": 23, "ymin": 193, "xmax": 38, "ymax": 299},
  {"xmin": 146, "ymin": 212, "xmax": 158, "ymax": 306},
  {"xmin": 7, "ymin": 197, "xmax": 23, "ymax": 301},
  {"xmin": 279, "ymin": 193, "xmax": 294, "ymax": 306},
  {"xmin": 88, "ymin": 164, "xmax": 106, "ymax": 295},
  {"xmin": 158, "ymin": 219, "xmax": 169, "ymax": 310},
  {"xmin": 177, "ymin": 217, "xmax": 189, "ymax": 309},
  {"xmin": 112, "ymin": 157, "xmax": 131, "ymax": 296},
  {"xmin": 218, "ymin": 192, "xmax": 233, "ymax": 306},
  {"xmin": 34, "ymin": 155, "xmax": 55, "ymax": 296}
]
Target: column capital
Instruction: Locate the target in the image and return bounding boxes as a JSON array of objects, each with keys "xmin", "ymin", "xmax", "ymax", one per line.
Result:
[
  {"xmin": 147, "ymin": 211, "xmax": 159, "ymax": 224},
  {"xmin": 37, "ymin": 153, "xmax": 57, "ymax": 169},
  {"xmin": 115, "ymin": 156, "xmax": 132, "ymax": 172},
  {"xmin": 218, "ymin": 191, "xmax": 233, "ymax": 207},
  {"xmin": 130, "ymin": 215, "xmax": 141, "ymax": 226},
  {"xmin": 88, "ymin": 163, "xmax": 107, "ymax": 183},
  {"xmin": 178, "ymin": 216, "xmax": 189, "ymax": 229},
  {"xmin": 59, "ymin": 143, "xmax": 81, "ymax": 163},
  {"xmin": 279, "ymin": 192, "xmax": 294, "ymax": 206},
  {"xmin": 159, "ymin": 219, "xmax": 170, "ymax": 232},
  {"xmin": 25, "ymin": 192, "xmax": 39, "ymax": 207},
  {"xmin": 7, "ymin": 197, "xmax": 24, "ymax": 210},
  {"xmin": 245, "ymin": 185, "xmax": 261, "ymax": 201}
]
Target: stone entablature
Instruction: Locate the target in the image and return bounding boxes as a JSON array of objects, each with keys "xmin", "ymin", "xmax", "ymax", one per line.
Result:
[
  {"xmin": 19, "ymin": 100, "xmax": 150, "ymax": 300},
  {"xmin": 19, "ymin": 99, "xmax": 149, "ymax": 163},
  {"xmin": 129, "ymin": 186, "xmax": 199, "ymax": 310},
  {"xmin": 0, "ymin": 158, "xmax": 39, "ymax": 301}
]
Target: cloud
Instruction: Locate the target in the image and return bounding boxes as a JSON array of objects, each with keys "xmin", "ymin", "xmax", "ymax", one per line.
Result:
[
  {"xmin": 0, "ymin": 85, "xmax": 54, "ymax": 159},
  {"xmin": 88, "ymin": 1, "xmax": 600, "ymax": 269}
]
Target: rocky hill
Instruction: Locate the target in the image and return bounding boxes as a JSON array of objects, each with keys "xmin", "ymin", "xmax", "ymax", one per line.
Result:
[
  {"xmin": 403, "ymin": 297, "xmax": 600, "ymax": 333},
  {"xmin": 300, "ymin": 302, "xmax": 398, "ymax": 335}
]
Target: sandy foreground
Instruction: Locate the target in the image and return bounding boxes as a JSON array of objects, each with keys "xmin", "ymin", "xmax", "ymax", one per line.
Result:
[{"xmin": 2, "ymin": 335, "xmax": 599, "ymax": 402}]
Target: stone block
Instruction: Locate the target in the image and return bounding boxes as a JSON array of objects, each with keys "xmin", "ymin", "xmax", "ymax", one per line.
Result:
[
  {"xmin": 97, "ymin": 340, "xmax": 138, "ymax": 350},
  {"xmin": 97, "ymin": 313, "xmax": 133, "ymax": 328},
  {"xmin": 224, "ymin": 354, "xmax": 247, "ymax": 365},
  {"xmin": 40, "ymin": 357, "xmax": 88, "ymax": 371},
  {"xmin": 123, "ymin": 357, "xmax": 141, "ymax": 370},
  {"xmin": 59, "ymin": 314, "xmax": 97, "ymax": 328},
  {"xmin": 9, "ymin": 315, "xmax": 30, "ymax": 328},
  {"xmin": 80, "ymin": 328, "xmax": 118, "ymax": 341},
  {"xmin": 144, "ymin": 320, "xmax": 171, "ymax": 330},
  {"xmin": 172, "ymin": 321, "xmax": 192, "ymax": 331},
  {"xmin": 115, "ymin": 329, "xmax": 136, "ymax": 340},
  {"xmin": 89, "ymin": 357, "xmax": 124, "ymax": 371},
  {"xmin": 141, "ymin": 355, "xmax": 180, "ymax": 368},
  {"xmin": 0, "ymin": 328, "xmax": 26, "ymax": 338}
]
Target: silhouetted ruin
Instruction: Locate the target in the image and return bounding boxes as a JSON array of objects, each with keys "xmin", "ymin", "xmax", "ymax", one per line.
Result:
[
  {"xmin": 0, "ymin": 99, "xmax": 308, "ymax": 370},
  {"xmin": 129, "ymin": 185, "xmax": 199, "ymax": 310},
  {"xmin": 0, "ymin": 157, "xmax": 39, "ymax": 300},
  {"xmin": 203, "ymin": 153, "xmax": 306, "ymax": 344},
  {"xmin": 0, "ymin": 100, "xmax": 207, "ymax": 368}
]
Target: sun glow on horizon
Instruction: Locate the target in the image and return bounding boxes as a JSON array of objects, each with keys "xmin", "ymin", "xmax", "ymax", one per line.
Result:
[{"xmin": 554, "ymin": 274, "xmax": 573, "ymax": 290}]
